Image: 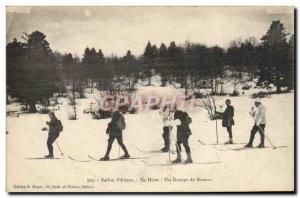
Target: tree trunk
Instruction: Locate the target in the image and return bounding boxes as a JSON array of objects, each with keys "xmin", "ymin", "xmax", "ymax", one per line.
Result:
[
  {"xmin": 211, "ymin": 78, "xmax": 214, "ymax": 93},
  {"xmin": 90, "ymin": 82, "xmax": 93, "ymax": 94},
  {"xmin": 276, "ymin": 84, "xmax": 281, "ymax": 93},
  {"xmin": 276, "ymin": 74, "xmax": 281, "ymax": 93},
  {"xmin": 29, "ymin": 101, "xmax": 37, "ymax": 113}
]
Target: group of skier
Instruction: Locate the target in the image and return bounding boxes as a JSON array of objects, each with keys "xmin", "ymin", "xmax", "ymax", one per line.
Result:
[
  {"xmin": 43, "ymin": 98, "xmax": 267, "ymax": 163},
  {"xmin": 217, "ymin": 98, "xmax": 266, "ymax": 148}
]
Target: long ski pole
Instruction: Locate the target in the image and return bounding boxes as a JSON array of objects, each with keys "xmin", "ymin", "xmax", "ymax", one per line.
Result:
[
  {"xmin": 215, "ymin": 119, "xmax": 219, "ymax": 143},
  {"xmin": 168, "ymin": 113, "xmax": 171, "ymax": 163},
  {"xmin": 169, "ymin": 128, "xmax": 181, "ymax": 154},
  {"xmin": 55, "ymin": 141, "xmax": 64, "ymax": 156},
  {"xmin": 248, "ymin": 112, "xmax": 276, "ymax": 149}
]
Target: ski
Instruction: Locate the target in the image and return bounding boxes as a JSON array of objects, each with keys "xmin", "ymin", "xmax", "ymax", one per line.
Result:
[
  {"xmin": 142, "ymin": 160, "xmax": 222, "ymax": 166},
  {"xmin": 88, "ymin": 155, "xmax": 146, "ymax": 161},
  {"xmin": 25, "ymin": 157, "xmax": 62, "ymax": 160},
  {"xmin": 68, "ymin": 156, "xmax": 91, "ymax": 162},
  {"xmin": 135, "ymin": 147, "xmax": 175, "ymax": 154},
  {"xmin": 197, "ymin": 140, "xmax": 248, "ymax": 151},
  {"xmin": 211, "ymin": 145, "xmax": 228, "ymax": 151},
  {"xmin": 198, "ymin": 140, "xmax": 247, "ymax": 146},
  {"xmin": 224, "ymin": 145, "xmax": 287, "ymax": 151},
  {"xmin": 206, "ymin": 142, "xmax": 247, "ymax": 146},
  {"xmin": 198, "ymin": 140, "xmax": 206, "ymax": 145}
]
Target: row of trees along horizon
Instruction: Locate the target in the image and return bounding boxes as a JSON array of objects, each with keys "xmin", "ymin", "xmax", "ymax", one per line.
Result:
[{"xmin": 7, "ymin": 20, "xmax": 294, "ymax": 113}]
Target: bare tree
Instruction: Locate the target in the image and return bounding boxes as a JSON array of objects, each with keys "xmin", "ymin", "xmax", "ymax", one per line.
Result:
[{"xmin": 198, "ymin": 94, "xmax": 218, "ymax": 120}]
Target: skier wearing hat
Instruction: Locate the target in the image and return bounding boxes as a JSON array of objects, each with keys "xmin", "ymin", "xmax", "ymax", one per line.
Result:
[
  {"xmin": 45, "ymin": 112, "xmax": 63, "ymax": 158},
  {"xmin": 216, "ymin": 99, "xmax": 235, "ymax": 144},
  {"xmin": 159, "ymin": 105, "xmax": 173, "ymax": 152},
  {"xmin": 100, "ymin": 111, "xmax": 130, "ymax": 161},
  {"xmin": 245, "ymin": 98, "xmax": 266, "ymax": 148},
  {"xmin": 171, "ymin": 110, "xmax": 193, "ymax": 164}
]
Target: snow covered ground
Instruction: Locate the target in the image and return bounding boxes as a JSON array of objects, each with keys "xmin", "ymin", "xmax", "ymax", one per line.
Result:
[{"xmin": 6, "ymin": 85, "xmax": 294, "ymax": 192}]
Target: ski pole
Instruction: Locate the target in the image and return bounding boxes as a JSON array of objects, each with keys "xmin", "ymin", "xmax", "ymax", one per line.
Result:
[
  {"xmin": 168, "ymin": 129, "xmax": 171, "ymax": 163},
  {"xmin": 215, "ymin": 119, "xmax": 219, "ymax": 143},
  {"xmin": 55, "ymin": 141, "xmax": 64, "ymax": 156},
  {"xmin": 169, "ymin": 128, "xmax": 181, "ymax": 154},
  {"xmin": 168, "ymin": 113, "xmax": 171, "ymax": 163},
  {"xmin": 248, "ymin": 112, "xmax": 276, "ymax": 149}
]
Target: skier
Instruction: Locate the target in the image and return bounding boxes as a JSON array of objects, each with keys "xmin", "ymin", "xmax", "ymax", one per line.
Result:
[
  {"xmin": 159, "ymin": 105, "xmax": 172, "ymax": 152},
  {"xmin": 100, "ymin": 111, "xmax": 130, "ymax": 161},
  {"xmin": 216, "ymin": 99, "xmax": 235, "ymax": 144},
  {"xmin": 45, "ymin": 112, "xmax": 63, "ymax": 158},
  {"xmin": 172, "ymin": 110, "xmax": 193, "ymax": 164},
  {"xmin": 245, "ymin": 98, "xmax": 266, "ymax": 148}
]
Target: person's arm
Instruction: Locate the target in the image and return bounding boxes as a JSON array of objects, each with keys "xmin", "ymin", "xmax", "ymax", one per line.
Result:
[
  {"xmin": 165, "ymin": 119, "xmax": 181, "ymax": 126},
  {"xmin": 46, "ymin": 120, "xmax": 53, "ymax": 126},
  {"xmin": 106, "ymin": 122, "xmax": 112, "ymax": 134},
  {"xmin": 250, "ymin": 106, "xmax": 256, "ymax": 117},
  {"xmin": 215, "ymin": 110, "xmax": 223, "ymax": 115},
  {"xmin": 229, "ymin": 106, "xmax": 234, "ymax": 118}
]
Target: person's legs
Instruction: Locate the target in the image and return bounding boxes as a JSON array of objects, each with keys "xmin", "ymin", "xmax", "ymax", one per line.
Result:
[
  {"xmin": 116, "ymin": 136, "xmax": 129, "ymax": 157},
  {"xmin": 182, "ymin": 136, "xmax": 193, "ymax": 163},
  {"xmin": 173, "ymin": 139, "xmax": 182, "ymax": 163},
  {"xmin": 245, "ymin": 125, "xmax": 259, "ymax": 147},
  {"xmin": 226, "ymin": 126, "xmax": 233, "ymax": 144},
  {"xmin": 162, "ymin": 127, "xmax": 170, "ymax": 151},
  {"xmin": 258, "ymin": 124, "xmax": 265, "ymax": 147},
  {"xmin": 182, "ymin": 137, "xmax": 191, "ymax": 153},
  {"xmin": 103, "ymin": 136, "xmax": 115, "ymax": 158},
  {"xmin": 46, "ymin": 134, "xmax": 58, "ymax": 158},
  {"xmin": 46, "ymin": 136, "xmax": 53, "ymax": 157}
]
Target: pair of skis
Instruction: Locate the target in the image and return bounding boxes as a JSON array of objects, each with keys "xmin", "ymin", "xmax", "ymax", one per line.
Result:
[
  {"xmin": 68, "ymin": 155, "xmax": 144, "ymax": 162},
  {"xmin": 198, "ymin": 140, "xmax": 287, "ymax": 151},
  {"xmin": 141, "ymin": 160, "xmax": 222, "ymax": 166}
]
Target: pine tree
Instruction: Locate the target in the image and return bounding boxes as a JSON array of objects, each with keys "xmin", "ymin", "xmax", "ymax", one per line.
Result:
[
  {"xmin": 287, "ymin": 34, "xmax": 294, "ymax": 90},
  {"xmin": 143, "ymin": 41, "xmax": 155, "ymax": 85},
  {"xmin": 18, "ymin": 31, "xmax": 58, "ymax": 112},
  {"xmin": 158, "ymin": 43, "xmax": 169, "ymax": 86},
  {"xmin": 6, "ymin": 38, "xmax": 26, "ymax": 104},
  {"xmin": 258, "ymin": 20, "xmax": 290, "ymax": 93}
]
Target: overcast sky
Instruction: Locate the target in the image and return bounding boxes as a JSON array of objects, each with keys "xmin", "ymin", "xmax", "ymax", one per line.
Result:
[{"xmin": 6, "ymin": 6, "xmax": 294, "ymax": 57}]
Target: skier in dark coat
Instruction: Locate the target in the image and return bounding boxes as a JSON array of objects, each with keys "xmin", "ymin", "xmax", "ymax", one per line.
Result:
[
  {"xmin": 172, "ymin": 110, "xmax": 193, "ymax": 164},
  {"xmin": 45, "ymin": 112, "xmax": 63, "ymax": 158},
  {"xmin": 216, "ymin": 99, "xmax": 235, "ymax": 144},
  {"xmin": 100, "ymin": 111, "xmax": 130, "ymax": 161}
]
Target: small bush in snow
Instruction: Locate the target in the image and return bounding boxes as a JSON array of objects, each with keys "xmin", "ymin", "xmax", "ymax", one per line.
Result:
[
  {"xmin": 212, "ymin": 92, "xmax": 227, "ymax": 96},
  {"xmin": 251, "ymin": 91, "xmax": 269, "ymax": 98},
  {"xmin": 242, "ymin": 85, "xmax": 251, "ymax": 90},
  {"xmin": 230, "ymin": 90, "xmax": 240, "ymax": 97},
  {"xmin": 68, "ymin": 114, "xmax": 77, "ymax": 120},
  {"xmin": 38, "ymin": 108, "xmax": 50, "ymax": 114}
]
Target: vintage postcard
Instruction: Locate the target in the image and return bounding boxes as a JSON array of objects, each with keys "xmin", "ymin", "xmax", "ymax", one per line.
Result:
[{"xmin": 6, "ymin": 6, "xmax": 295, "ymax": 192}]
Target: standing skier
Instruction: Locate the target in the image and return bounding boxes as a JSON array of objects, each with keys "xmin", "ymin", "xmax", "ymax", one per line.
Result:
[
  {"xmin": 216, "ymin": 99, "xmax": 235, "ymax": 144},
  {"xmin": 100, "ymin": 111, "xmax": 130, "ymax": 161},
  {"xmin": 159, "ymin": 106, "xmax": 173, "ymax": 152},
  {"xmin": 45, "ymin": 112, "xmax": 63, "ymax": 158},
  {"xmin": 245, "ymin": 98, "xmax": 266, "ymax": 148},
  {"xmin": 172, "ymin": 110, "xmax": 193, "ymax": 164}
]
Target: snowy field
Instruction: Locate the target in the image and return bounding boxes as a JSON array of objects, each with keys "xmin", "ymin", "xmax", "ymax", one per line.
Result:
[{"xmin": 6, "ymin": 85, "xmax": 294, "ymax": 192}]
